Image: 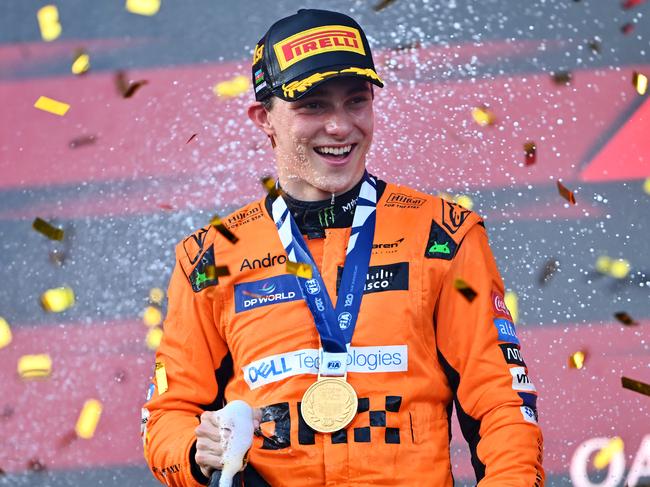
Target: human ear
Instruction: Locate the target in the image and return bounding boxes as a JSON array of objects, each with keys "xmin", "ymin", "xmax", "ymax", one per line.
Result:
[{"xmin": 247, "ymin": 102, "xmax": 275, "ymax": 138}]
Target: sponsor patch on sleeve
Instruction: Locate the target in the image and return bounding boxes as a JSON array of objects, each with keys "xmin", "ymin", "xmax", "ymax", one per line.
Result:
[
  {"xmin": 494, "ymin": 318, "xmax": 519, "ymax": 345},
  {"xmin": 188, "ymin": 246, "xmax": 219, "ymax": 292},
  {"xmin": 499, "ymin": 343, "xmax": 526, "ymax": 366},
  {"xmin": 491, "ymin": 290, "xmax": 513, "ymax": 320},
  {"xmin": 510, "ymin": 366, "xmax": 536, "ymax": 392},
  {"xmin": 520, "ymin": 405, "xmax": 538, "ymax": 424}
]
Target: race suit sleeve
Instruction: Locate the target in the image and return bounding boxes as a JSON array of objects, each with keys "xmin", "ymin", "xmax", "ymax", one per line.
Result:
[
  {"xmin": 435, "ymin": 224, "xmax": 545, "ymax": 486},
  {"xmin": 143, "ymin": 244, "xmax": 230, "ymax": 487}
]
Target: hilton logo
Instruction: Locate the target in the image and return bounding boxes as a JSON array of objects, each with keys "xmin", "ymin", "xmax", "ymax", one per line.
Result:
[
  {"xmin": 385, "ymin": 193, "xmax": 425, "ymax": 209},
  {"xmin": 226, "ymin": 204, "xmax": 263, "ymax": 229}
]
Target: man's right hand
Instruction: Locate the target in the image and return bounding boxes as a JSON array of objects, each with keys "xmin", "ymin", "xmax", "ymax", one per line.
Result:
[{"xmin": 195, "ymin": 410, "xmax": 232, "ymax": 478}]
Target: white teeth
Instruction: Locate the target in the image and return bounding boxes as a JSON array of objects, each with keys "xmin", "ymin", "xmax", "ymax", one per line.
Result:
[{"xmin": 315, "ymin": 145, "xmax": 352, "ymax": 156}]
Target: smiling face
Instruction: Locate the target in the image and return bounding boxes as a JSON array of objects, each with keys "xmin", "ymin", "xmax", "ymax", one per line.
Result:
[{"xmin": 249, "ymin": 77, "xmax": 375, "ymax": 201}]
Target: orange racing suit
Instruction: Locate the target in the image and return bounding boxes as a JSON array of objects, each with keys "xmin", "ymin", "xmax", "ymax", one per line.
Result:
[{"xmin": 143, "ymin": 178, "xmax": 544, "ymax": 486}]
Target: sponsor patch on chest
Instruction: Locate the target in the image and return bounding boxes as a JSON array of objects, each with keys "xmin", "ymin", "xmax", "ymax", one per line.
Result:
[{"xmin": 234, "ymin": 275, "xmax": 302, "ymax": 313}]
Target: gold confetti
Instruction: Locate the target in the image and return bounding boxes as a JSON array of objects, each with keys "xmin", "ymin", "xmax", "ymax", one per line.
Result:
[
  {"xmin": 453, "ymin": 278, "xmax": 477, "ymax": 302},
  {"xmin": 149, "ymin": 288, "xmax": 164, "ymax": 305},
  {"xmin": 557, "ymin": 180, "xmax": 576, "ymax": 205},
  {"xmin": 643, "ymin": 178, "xmax": 650, "ymax": 194},
  {"xmin": 213, "ymin": 76, "xmax": 250, "ymax": 98},
  {"xmin": 37, "ymin": 5, "xmax": 62, "ymax": 42},
  {"xmin": 18, "ymin": 354, "xmax": 52, "ymax": 379},
  {"xmin": 551, "ymin": 71, "xmax": 572, "ymax": 86},
  {"xmin": 609, "ymin": 259, "xmax": 630, "ymax": 279},
  {"xmin": 209, "ymin": 215, "xmax": 239, "ymax": 244},
  {"xmin": 69, "ymin": 134, "xmax": 97, "ymax": 148},
  {"xmin": 594, "ymin": 437, "xmax": 624, "ymax": 469},
  {"xmin": 471, "ymin": 105, "xmax": 496, "ymax": 127},
  {"xmin": 614, "ymin": 311, "xmax": 637, "ymax": 326},
  {"xmin": 75, "ymin": 399, "xmax": 102, "ymax": 439},
  {"xmin": 504, "ymin": 291, "xmax": 519, "ymax": 323},
  {"xmin": 41, "ymin": 287, "xmax": 75, "ymax": 313},
  {"xmin": 524, "ymin": 141, "xmax": 536, "ymax": 166},
  {"xmin": 622, "ymin": 376, "xmax": 650, "ymax": 396},
  {"xmin": 454, "ymin": 195, "xmax": 474, "ymax": 210},
  {"xmin": 71, "ymin": 51, "xmax": 90, "ymax": 75},
  {"xmin": 32, "ymin": 217, "xmax": 64, "ymax": 241},
  {"xmin": 125, "ymin": 0, "xmax": 161, "ymax": 16},
  {"xmin": 633, "ymin": 72, "xmax": 648, "ymax": 96},
  {"xmin": 0, "ymin": 317, "xmax": 12, "ymax": 349},
  {"xmin": 34, "ymin": 96, "xmax": 70, "ymax": 116},
  {"xmin": 205, "ymin": 265, "xmax": 230, "ymax": 279},
  {"xmin": 146, "ymin": 327, "xmax": 163, "ymax": 350},
  {"xmin": 595, "ymin": 255, "xmax": 612, "ymax": 274},
  {"xmin": 143, "ymin": 306, "xmax": 162, "ymax": 327},
  {"xmin": 261, "ymin": 176, "xmax": 283, "ymax": 198},
  {"xmin": 286, "ymin": 261, "xmax": 313, "ymax": 279},
  {"xmin": 568, "ymin": 350, "xmax": 586, "ymax": 369},
  {"xmin": 373, "ymin": 0, "xmax": 397, "ymax": 11},
  {"xmin": 538, "ymin": 259, "xmax": 559, "ymax": 285},
  {"xmin": 155, "ymin": 362, "xmax": 168, "ymax": 394}
]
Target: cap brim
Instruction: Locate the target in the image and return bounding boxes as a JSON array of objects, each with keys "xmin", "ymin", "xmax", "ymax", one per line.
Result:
[{"xmin": 271, "ymin": 64, "xmax": 384, "ymax": 101}]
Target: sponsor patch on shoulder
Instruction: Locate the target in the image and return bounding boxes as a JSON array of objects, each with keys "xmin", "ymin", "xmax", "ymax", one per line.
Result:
[
  {"xmin": 182, "ymin": 226, "xmax": 210, "ymax": 265},
  {"xmin": 189, "ymin": 246, "xmax": 219, "ymax": 292},
  {"xmin": 441, "ymin": 200, "xmax": 471, "ymax": 235},
  {"xmin": 425, "ymin": 220, "xmax": 457, "ymax": 260},
  {"xmin": 234, "ymin": 275, "xmax": 302, "ymax": 313}
]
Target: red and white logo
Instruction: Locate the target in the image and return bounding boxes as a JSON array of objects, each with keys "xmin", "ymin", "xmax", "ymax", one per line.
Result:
[{"xmin": 492, "ymin": 291, "xmax": 513, "ymax": 320}]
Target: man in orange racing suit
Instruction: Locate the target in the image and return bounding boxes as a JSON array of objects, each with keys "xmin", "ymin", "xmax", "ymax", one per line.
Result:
[{"xmin": 143, "ymin": 8, "xmax": 544, "ymax": 487}]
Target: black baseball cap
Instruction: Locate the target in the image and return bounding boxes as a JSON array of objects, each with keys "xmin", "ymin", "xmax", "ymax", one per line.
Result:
[{"xmin": 251, "ymin": 9, "xmax": 384, "ymax": 102}]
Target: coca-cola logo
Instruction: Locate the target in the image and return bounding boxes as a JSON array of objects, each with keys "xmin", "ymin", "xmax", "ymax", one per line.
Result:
[{"xmin": 492, "ymin": 291, "xmax": 513, "ymax": 320}]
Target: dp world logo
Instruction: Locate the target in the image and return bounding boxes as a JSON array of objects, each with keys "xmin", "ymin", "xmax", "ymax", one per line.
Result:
[
  {"xmin": 305, "ymin": 279, "xmax": 321, "ymax": 295},
  {"xmin": 338, "ymin": 312, "xmax": 352, "ymax": 330},
  {"xmin": 260, "ymin": 282, "xmax": 277, "ymax": 294}
]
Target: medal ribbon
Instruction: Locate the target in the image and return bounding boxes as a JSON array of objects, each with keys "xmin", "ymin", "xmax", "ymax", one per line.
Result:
[{"xmin": 271, "ymin": 172, "xmax": 377, "ymax": 376}]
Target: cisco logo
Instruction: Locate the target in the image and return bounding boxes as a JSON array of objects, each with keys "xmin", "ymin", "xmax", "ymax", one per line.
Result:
[{"xmin": 337, "ymin": 263, "xmax": 409, "ymax": 296}]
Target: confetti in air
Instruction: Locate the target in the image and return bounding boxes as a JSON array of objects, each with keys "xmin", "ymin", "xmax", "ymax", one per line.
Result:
[
  {"xmin": 206, "ymin": 265, "xmax": 230, "ymax": 279},
  {"xmin": 504, "ymin": 291, "xmax": 519, "ymax": 323},
  {"xmin": 75, "ymin": 399, "xmax": 103, "ymax": 439},
  {"xmin": 17, "ymin": 354, "xmax": 52, "ymax": 379},
  {"xmin": 614, "ymin": 311, "xmax": 637, "ymax": 326},
  {"xmin": 0, "ymin": 317, "xmax": 12, "ymax": 349},
  {"xmin": 609, "ymin": 259, "xmax": 631, "ymax": 279},
  {"xmin": 453, "ymin": 278, "xmax": 477, "ymax": 302},
  {"xmin": 632, "ymin": 72, "xmax": 648, "ymax": 95},
  {"xmin": 471, "ymin": 105, "xmax": 496, "ymax": 127},
  {"xmin": 209, "ymin": 215, "xmax": 239, "ymax": 244},
  {"xmin": 551, "ymin": 71, "xmax": 572, "ymax": 85},
  {"xmin": 557, "ymin": 181, "xmax": 576, "ymax": 205},
  {"xmin": 125, "ymin": 0, "xmax": 161, "ymax": 16},
  {"xmin": 143, "ymin": 306, "xmax": 162, "ymax": 327},
  {"xmin": 568, "ymin": 350, "xmax": 586, "ymax": 369},
  {"xmin": 286, "ymin": 261, "xmax": 313, "ymax": 279},
  {"xmin": 538, "ymin": 259, "xmax": 559, "ymax": 285},
  {"xmin": 41, "ymin": 287, "xmax": 75, "ymax": 313},
  {"xmin": 146, "ymin": 327, "xmax": 163, "ymax": 350},
  {"xmin": 621, "ymin": 376, "xmax": 650, "ymax": 397},
  {"xmin": 115, "ymin": 71, "xmax": 148, "ymax": 98},
  {"xmin": 186, "ymin": 133, "xmax": 198, "ymax": 144},
  {"xmin": 155, "ymin": 362, "xmax": 168, "ymax": 394},
  {"xmin": 34, "ymin": 96, "xmax": 70, "ymax": 116},
  {"xmin": 69, "ymin": 135, "xmax": 97, "ymax": 149},
  {"xmin": 32, "ymin": 217, "xmax": 64, "ymax": 241},
  {"xmin": 454, "ymin": 195, "xmax": 474, "ymax": 210},
  {"xmin": 37, "ymin": 5, "xmax": 62, "ymax": 42},
  {"xmin": 261, "ymin": 176, "xmax": 283, "ymax": 198},
  {"xmin": 593, "ymin": 437, "xmax": 624, "ymax": 469},
  {"xmin": 524, "ymin": 141, "xmax": 537, "ymax": 166},
  {"xmin": 213, "ymin": 76, "xmax": 250, "ymax": 98},
  {"xmin": 71, "ymin": 51, "xmax": 90, "ymax": 75},
  {"xmin": 373, "ymin": 0, "xmax": 397, "ymax": 11},
  {"xmin": 149, "ymin": 288, "xmax": 165, "ymax": 305}
]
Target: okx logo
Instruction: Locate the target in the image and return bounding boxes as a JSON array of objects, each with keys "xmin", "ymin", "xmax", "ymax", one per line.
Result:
[
  {"xmin": 336, "ymin": 262, "xmax": 409, "ymax": 295},
  {"xmin": 235, "ymin": 275, "xmax": 302, "ymax": 313}
]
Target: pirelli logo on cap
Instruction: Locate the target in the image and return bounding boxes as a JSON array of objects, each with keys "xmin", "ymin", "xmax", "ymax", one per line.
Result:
[{"xmin": 274, "ymin": 25, "xmax": 365, "ymax": 71}]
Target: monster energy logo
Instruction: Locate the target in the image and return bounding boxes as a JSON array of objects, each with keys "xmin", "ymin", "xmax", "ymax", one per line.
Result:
[{"xmin": 318, "ymin": 206, "xmax": 336, "ymax": 227}]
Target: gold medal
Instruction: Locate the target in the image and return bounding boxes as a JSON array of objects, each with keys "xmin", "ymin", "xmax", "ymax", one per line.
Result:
[{"xmin": 300, "ymin": 377, "xmax": 358, "ymax": 433}]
